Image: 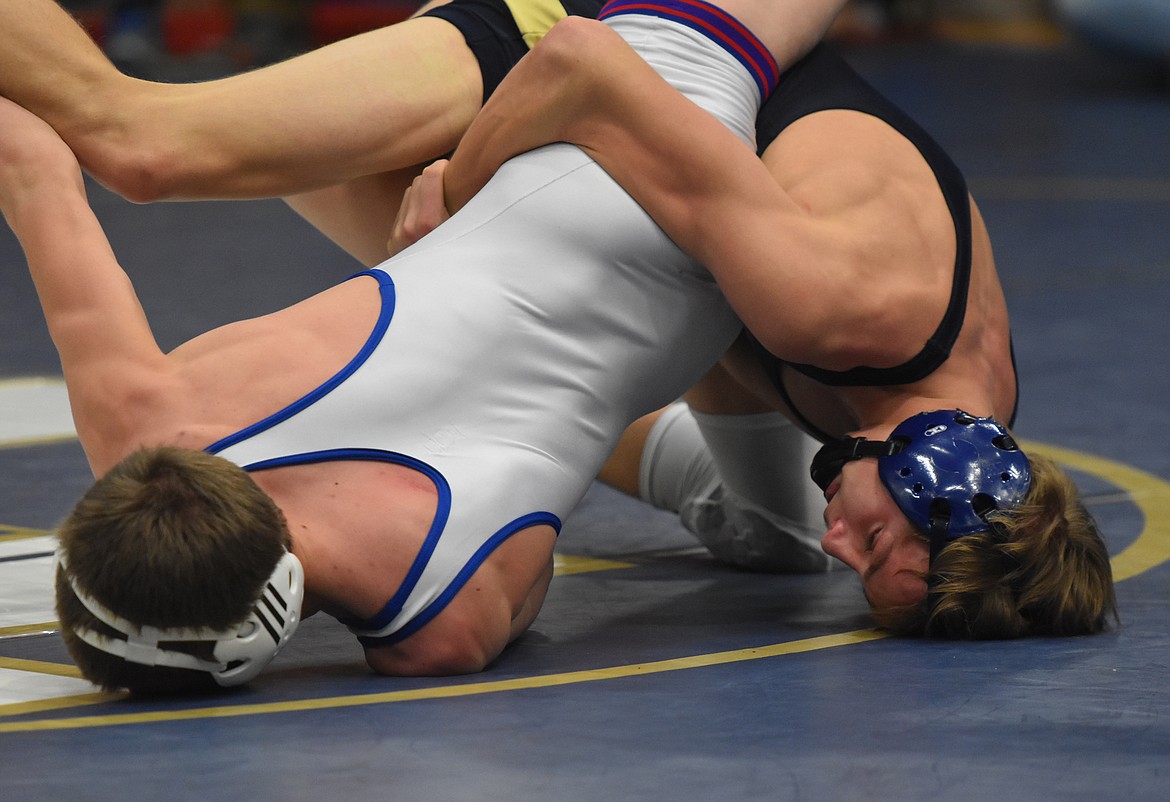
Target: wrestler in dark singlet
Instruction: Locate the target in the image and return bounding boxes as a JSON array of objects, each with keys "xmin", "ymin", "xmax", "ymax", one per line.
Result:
[{"xmin": 747, "ymin": 43, "xmax": 1019, "ymax": 441}]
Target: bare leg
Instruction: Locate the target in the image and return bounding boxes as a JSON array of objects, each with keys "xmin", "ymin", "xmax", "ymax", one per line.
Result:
[
  {"xmin": 681, "ymin": 359, "xmax": 775, "ymax": 415},
  {"xmin": 0, "ymin": 2, "xmax": 481, "ymax": 202},
  {"xmin": 283, "ymin": 166, "xmax": 421, "ymax": 266},
  {"xmin": 598, "ymin": 408, "xmax": 664, "ymax": 498}
]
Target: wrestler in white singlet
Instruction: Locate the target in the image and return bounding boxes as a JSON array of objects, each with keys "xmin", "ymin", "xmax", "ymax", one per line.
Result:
[{"xmin": 210, "ymin": 2, "xmax": 772, "ymax": 645}]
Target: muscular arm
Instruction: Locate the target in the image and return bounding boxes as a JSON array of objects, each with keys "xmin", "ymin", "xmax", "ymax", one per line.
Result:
[
  {"xmin": 0, "ymin": 98, "xmax": 167, "ymax": 469},
  {"xmin": 444, "ymin": 18, "xmax": 607, "ymax": 211},
  {"xmin": 446, "ymin": 16, "xmax": 858, "ymax": 364}
]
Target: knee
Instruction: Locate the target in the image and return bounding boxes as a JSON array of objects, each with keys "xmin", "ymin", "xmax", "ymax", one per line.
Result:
[
  {"xmin": 40, "ymin": 81, "xmax": 186, "ymax": 203},
  {"xmin": 75, "ymin": 134, "xmax": 184, "ymax": 203},
  {"xmin": 684, "ymin": 487, "xmax": 836, "ymax": 573},
  {"xmin": 534, "ymin": 16, "xmax": 625, "ymax": 83},
  {"xmin": 541, "ymin": 15, "xmax": 612, "ymax": 53}
]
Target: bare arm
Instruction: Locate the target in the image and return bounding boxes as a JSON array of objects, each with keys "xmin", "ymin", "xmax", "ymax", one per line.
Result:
[
  {"xmin": 444, "ymin": 18, "xmax": 606, "ymax": 212},
  {"xmin": 0, "ymin": 97, "xmax": 167, "ymax": 467},
  {"xmin": 446, "ymin": 17, "xmax": 856, "ymax": 364}
]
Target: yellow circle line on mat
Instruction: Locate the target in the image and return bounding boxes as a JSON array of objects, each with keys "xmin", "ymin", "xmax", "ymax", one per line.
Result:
[
  {"xmin": 0, "ymin": 399, "xmax": 1167, "ymax": 733},
  {"xmin": 1024, "ymin": 440, "xmax": 1170, "ymax": 581},
  {"xmin": 0, "ymin": 629, "xmax": 886, "ymax": 733},
  {"xmin": 0, "ymin": 622, "xmax": 60, "ymax": 639},
  {"xmin": 0, "ymin": 656, "xmax": 82, "ymax": 679}
]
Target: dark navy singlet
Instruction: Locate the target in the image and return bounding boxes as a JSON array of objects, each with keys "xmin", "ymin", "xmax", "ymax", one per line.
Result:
[
  {"xmin": 422, "ymin": 0, "xmax": 605, "ymax": 100},
  {"xmin": 748, "ymin": 43, "xmax": 1017, "ymax": 440}
]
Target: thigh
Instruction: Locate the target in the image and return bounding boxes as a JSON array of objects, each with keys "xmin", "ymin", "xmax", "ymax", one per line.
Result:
[
  {"xmin": 284, "ymin": 167, "xmax": 422, "ymax": 267},
  {"xmin": 0, "ymin": 3, "xmax": 482, "ymax": 200},
  {"xmin": 145, "ymin": 16, "xmax": 483, "ymax": 198}
]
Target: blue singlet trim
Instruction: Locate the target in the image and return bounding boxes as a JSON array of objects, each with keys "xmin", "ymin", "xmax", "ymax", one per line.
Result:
[
  {"xmin": 240, "ymin": 447, "xmax": 455, "ymax": 629},
  {"xmin": 205, "ymin": 270, "xmax": 394, "ymax": 455},
  {"xmin": 355, "ymin": 510, "xmax": 562, "ymax": 647}
]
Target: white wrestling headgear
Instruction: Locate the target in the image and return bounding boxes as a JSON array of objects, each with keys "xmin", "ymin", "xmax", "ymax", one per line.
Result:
[{"xmin": 55, "ymin": 549, "xmax": 304, "ymax": 687}]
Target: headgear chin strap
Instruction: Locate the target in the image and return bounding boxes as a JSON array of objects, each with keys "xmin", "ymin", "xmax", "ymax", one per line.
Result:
[
  {"xmin": 56, "ymin": 549, "xmax": 304, "ymax": 687},
  {"xmin": 810, "ymin": 409, "xmax": 1032, "ymax": 562}
]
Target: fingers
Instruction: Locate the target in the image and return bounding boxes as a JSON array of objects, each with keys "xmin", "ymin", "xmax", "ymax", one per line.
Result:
[{"xmin": 387, "ymin": 159, "xmax": 451, "ymax": 256}]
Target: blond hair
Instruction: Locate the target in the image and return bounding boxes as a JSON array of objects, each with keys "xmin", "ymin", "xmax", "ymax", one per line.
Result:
[{"xmin": 875, "ymin": 454, "xmax": 1117, "ymax": 639}]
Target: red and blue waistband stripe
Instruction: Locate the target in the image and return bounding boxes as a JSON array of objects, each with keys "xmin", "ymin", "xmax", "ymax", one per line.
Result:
[{"xmin": 598, "ymin": 0, "xmax": 779, "ymax": 100}]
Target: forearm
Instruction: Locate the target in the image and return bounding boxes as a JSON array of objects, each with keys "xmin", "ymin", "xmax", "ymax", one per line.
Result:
[
  {"xmin": 446, "ymin": 13, "xmax": 835, "ymax": 356},
  {"xmin": 444, "ymin": 15, "xmax": 777, "ymax": 261},
  {"xmin": 3, "ymin": 171, "xmax": 159, "ymax": 369},
  {"xmin": 445, "ymin": 17, "xmax": 612, "ymax": 212},
  {"xmin": 0, "ymin": 102, "xmax": 164, "ymax": 394},
  {"xmin": 573, "ymin": 76, "xmax": 838, "ymax": 355},
  {"xmin": 451, "ymin": 19, "xmax": 774, "ymax": 276}
]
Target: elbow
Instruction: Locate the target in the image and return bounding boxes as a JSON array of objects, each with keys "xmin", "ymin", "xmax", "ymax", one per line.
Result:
[{"xmin": 364, "ymin": 630, "xmax": 499, "ymax": 678}]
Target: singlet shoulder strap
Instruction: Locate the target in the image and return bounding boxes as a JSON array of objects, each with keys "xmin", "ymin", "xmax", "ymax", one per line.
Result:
[{"xmin": 757, "ymin": 44, "xmax": 973, "ymax": 388}]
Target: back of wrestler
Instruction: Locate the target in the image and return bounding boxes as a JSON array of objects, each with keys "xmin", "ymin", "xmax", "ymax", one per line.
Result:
[{"xmin": 42, "ymin": 0, "xmax": 791, "ymax": 691}]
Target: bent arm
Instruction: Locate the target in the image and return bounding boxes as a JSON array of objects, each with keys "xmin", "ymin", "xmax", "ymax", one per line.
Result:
[
  {"xmin": 566, "ymin": 64, "xmax": 852, "ymax": 360},
  {"xmin": 0, "ymin": 98, "xmax": 166, "ymax": 464},
  {"xmin": 444, "ymin": 17, "xmax": 610, "ymax": 211},
  {"xmin": 446, "ymin": 17, "xmax": 851, "ymax": 361}
]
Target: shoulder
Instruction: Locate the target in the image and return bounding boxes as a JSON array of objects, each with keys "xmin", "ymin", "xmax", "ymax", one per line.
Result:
[
  {"xmin": 755, "ymin": 112, "xmax": 959, "ymax": 369},
  {"xmin": 74, "ymin": 364, "xmax": 195, "ymax": 475},
  {"xmin": 361, "ymin": 523, "xmax": 555, "ymax": 676}
]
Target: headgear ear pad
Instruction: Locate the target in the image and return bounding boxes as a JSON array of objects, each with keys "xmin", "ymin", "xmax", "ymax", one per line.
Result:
[
  {"xmin": 877, "ymin": 410, "xmax": 1031, "ymax": 540},
  {"xmin": 810, "ymin": 409, "xmax": 1031, "ymax": 542},
  {"xmin": 57, "ymin": 549, "xmax": 304, "ymax": 687}
]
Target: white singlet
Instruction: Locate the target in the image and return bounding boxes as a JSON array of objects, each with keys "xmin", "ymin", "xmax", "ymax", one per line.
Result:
[{"xmin": 210, "ymin": 5, "xmax": 769, "ymax": 645}]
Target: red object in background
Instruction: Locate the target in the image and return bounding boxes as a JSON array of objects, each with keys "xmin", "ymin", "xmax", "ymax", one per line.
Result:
[
  {"xmin": 309, "ymin": 1, "xmax": 417, "ymax": 46},
  {"xmin": 164, "ymin": 1, "xmax": 235, "ymax": 56},
  {"xmin": 73, "ymin": 1, "xmax": 419, "ymax": 57},
  {"xmin": 72, "ymin": 7, "xmax": 109, "ymax": 45}
]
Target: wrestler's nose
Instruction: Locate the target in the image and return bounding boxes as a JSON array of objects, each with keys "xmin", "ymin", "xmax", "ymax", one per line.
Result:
[{"xmin": 821, "ymin": 519, "xmax": 858, "ymax": 571}]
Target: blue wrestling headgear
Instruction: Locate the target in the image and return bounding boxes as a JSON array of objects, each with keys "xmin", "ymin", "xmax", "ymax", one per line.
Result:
[
  {"xmin": 810, "ymin": 410, "xmax": 1032, "ymax": 562},
  {"xmin": 56, "ymin": 549, "xmax": 304, "ymax": 687}
]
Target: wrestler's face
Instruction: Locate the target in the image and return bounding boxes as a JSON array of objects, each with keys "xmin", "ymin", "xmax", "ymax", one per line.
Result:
[{"xmin": 820, "ymin": 459, "xmax": 930, "ymax": 611}]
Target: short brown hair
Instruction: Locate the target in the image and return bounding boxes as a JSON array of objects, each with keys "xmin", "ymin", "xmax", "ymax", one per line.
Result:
[
  {"xmin": 55, "ymin": 446, "xmax": 290, "ymax": 694},
  {"xmin": 874, "ymin": 454, "xmax": 1118, "ymax": 639}
]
